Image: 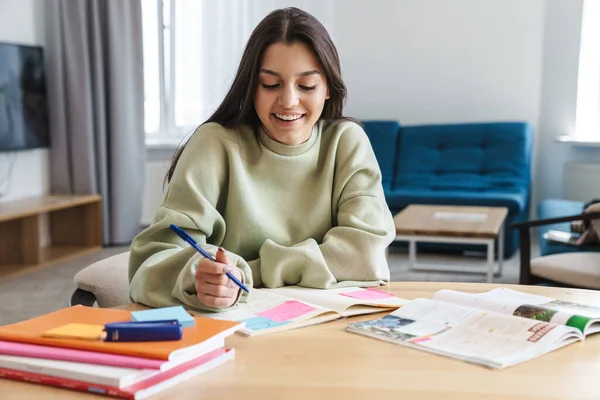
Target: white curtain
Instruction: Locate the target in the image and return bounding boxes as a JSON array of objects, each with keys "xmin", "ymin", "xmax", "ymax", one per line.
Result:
[{"xmin": 173, "ymin": 0, "xmax": 335, "ymax": 132}]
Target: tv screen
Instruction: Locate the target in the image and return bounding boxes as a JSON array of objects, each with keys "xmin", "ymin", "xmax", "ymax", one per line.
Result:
[{"xmin": 0, "ymin": 41, "xmax": 50, "ymax": 151}]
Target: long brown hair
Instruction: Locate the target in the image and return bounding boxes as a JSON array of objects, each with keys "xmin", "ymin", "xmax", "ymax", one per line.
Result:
[{"xmin": 166, "ymin": 7, "xmax": 355, "ymax": 183}]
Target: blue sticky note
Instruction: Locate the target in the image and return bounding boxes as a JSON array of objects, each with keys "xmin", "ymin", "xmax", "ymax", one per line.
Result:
[
  {"xmin": 243, "ymin": 316, "xmax": 290, "ymax": 331},
  {"xmin": 131, "ymin": 306, "xmax": 195, "ymax": 328}
]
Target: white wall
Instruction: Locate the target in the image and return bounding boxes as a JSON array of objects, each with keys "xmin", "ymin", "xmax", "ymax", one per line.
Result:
[
  {"xmin": 0, "ymin": 0, "xmax": 49, "ymax": 202},
  {"xmin": 335, "ymin": 0, "xmax": 545, "ymax": 129}
]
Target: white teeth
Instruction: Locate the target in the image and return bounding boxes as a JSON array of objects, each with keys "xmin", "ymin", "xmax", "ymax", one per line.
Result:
[{"xmin": 275, "ymin": 114, "xmax": 303, "ymax": 121}]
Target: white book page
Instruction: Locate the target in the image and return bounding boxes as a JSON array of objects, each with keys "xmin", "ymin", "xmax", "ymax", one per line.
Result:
[
  {"xmin": 415, "ymin": 326, "xmax": 579, "ymax": 369},
  {"xmin": 351, "ymin": 298, "xmax": 582, "ymax": 368},
  {"xmin": 0, "ymin": 354, "xmax": 151, "ymax": 387},
  {"xmin": 434, "ymin": 288, "xmax": 600, "ymax": 327},
  {"xmin": 264, "ymin": 286, "xmax": 407, "ymax": 315},
  {"xmin": 390, "ymin": 298, "xmax": 580, "ymax": 345},
  {"xmin": 136, "ymin": 350, "xmax": 235, "ymax": 399}
]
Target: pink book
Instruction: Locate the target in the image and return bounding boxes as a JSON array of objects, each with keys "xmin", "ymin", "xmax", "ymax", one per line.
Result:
[
  {"xmin": 0, "ymin": 341, "xmax": 164, "ymax": 370},
  {"xmin": 0, "ymin": 348, "xmax": 234, "ymax": 399}
]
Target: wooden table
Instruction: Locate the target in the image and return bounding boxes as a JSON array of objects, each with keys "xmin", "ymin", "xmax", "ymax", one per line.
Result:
[
  {"xmin": 2, "ymin": 282, "xmax": 600, "ymax": 400},
  {"xmin": 394, "ymin": 205, "xmax": 509, "ymax": 282}
]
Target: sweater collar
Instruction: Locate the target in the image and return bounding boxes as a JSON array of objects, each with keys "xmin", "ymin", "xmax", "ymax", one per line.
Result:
[{"xmin": 258, "ymin": 124, "xmax": 319, "ymax": 156}]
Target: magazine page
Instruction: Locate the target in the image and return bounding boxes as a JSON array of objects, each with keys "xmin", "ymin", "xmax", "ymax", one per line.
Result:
[
  {"xmin": 191, "ymin": 290, "xmax": 338, "ymax": 336},
  {"xmin": 433, "ymin": 288, "xmax": 600, "ymax": 334},
  {"xmin": 347, "ymin": 298, "xmax": 583, "ymax": 369},
  {"xmin": 264, "ymin": 286, "xmax": 408, "ymax": 316}
]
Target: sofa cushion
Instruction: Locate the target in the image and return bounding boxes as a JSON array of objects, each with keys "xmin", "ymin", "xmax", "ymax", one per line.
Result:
[
  {"xmin": 537, "ymin": 199, "xmax": 586, "ymax": 256},
  {"xmin": 531, "ymin": 252, "xmax": 600, "ymax": 289},
  {"xmin": 361, "ymin": 120, "xmax": 400, "ymax": 191},
  {"xmin": 393, "ymin": 122, "xmax": 532, "ymax": 194}
]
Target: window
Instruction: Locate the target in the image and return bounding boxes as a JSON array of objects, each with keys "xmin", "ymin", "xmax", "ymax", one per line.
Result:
[
  {"xmin": 141, "ymin": 0, "xmax": 334, "ymax": 146},
  {"xmin": 142, "ymin": 0, "xmax": 209, "ymax": 146},
  {"xmin": 575, "ymin": 0, "xmax": 600, "ymax": 140}
]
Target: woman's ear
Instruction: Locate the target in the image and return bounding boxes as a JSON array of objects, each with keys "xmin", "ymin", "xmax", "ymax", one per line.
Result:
[{"xmin": 325, "ymin": 88, "xmax": 330, "ymax": 100}]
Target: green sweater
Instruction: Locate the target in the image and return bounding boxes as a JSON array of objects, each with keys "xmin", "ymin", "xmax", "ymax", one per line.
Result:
[{"xmin": 129, "ymin": 120, "xmax": 396, "ymax": 311}]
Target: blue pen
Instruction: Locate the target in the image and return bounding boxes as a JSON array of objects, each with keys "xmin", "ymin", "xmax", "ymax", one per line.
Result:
[{"xmin": 170, "ymin": 224, "xmax": 250, "ymax": 293}]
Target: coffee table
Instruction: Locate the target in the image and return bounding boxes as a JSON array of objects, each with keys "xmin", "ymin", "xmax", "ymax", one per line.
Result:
[{"xmin": 393, "ymin": 204, "xmax": 509, "ymax": 282}]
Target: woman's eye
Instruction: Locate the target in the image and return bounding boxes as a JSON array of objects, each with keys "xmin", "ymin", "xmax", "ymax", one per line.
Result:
[
  {"xmin": 299, "ymin": 85, "xmax": 317, "ymax": 91},
  {"xmin": 261, "ymin": 83, "xmax": 280, "ymax": 90}
]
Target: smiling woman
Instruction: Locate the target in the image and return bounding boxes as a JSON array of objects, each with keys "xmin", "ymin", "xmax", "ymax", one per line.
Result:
[
  {"xmin": 128, "ymin": 7, "xmax": 396, "ymax": 313},
  {"xmin": 254, "ymin": 42, "xmax": 330, "ymax": 146}
]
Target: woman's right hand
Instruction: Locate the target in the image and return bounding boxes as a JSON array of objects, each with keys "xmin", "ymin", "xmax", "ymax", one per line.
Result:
[{"xmin": 194, "ymin": 248, "xmax": 243, "ymax": 308}]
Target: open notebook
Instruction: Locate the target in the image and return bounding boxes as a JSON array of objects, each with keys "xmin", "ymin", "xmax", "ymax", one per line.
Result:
[{"xmin": 191, "ymin": 286, "xmax": 407, "ymax": 336}]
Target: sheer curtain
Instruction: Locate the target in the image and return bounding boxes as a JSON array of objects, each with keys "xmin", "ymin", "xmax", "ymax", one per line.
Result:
[
  {"xmin": 173, "ymin": 1, "xmax": 335, "ymax": 135},
  {"xmin": 46, "ymin": 0, "xmax": 145, "ymax": 245}
]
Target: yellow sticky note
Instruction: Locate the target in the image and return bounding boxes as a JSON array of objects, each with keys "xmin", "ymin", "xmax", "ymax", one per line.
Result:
[{"xmin": 42, "ymin": 323, "xmax": 105, "ymax": 340}]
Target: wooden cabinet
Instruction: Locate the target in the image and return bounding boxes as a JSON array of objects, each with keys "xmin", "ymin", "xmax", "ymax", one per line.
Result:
[{"xmin": 0, "ymin": 194, "xmax": 102, "ymax": 279}]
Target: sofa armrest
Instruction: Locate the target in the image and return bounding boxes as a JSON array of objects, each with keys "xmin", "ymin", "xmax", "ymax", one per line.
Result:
[
  {"xmin": 509, "ymin": 211, "xmax": 600, "ymax": 284},
  {"xmin": 511, "ymin": 211, "xmax": 600, "ymax": 229}
]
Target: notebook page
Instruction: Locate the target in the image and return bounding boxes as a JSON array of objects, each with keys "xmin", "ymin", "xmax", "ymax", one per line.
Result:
[
  {"xmin": 265, "ymin": 286, "xmax": 408, "ymax": 316},
  {"xmin": 190, "ymin": 290, "xmax": 337, "ymax": 335}
]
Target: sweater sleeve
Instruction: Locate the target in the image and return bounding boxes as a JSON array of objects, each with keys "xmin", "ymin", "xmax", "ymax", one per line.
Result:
[
  {"xmin": 128, "ymin": 125, "xmax": 253, "ymax": 312},
  {"xmin": 250, "ymin": 123, "xmax": 395, "ymax": 289}
]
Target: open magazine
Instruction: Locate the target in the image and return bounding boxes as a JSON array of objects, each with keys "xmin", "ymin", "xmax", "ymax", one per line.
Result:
[
  {"xmin": 191, "ymin": 286, "xmax": 407, "ymax": 337},
  {"xmin": 346, "ymin": 287, "xmax": 600, "ymax": 369}
]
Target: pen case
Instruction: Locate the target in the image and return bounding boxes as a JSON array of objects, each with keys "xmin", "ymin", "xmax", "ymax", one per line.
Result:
[{"xmin": 104, "ymin": 320, "xmax": 183, "ymax": 342}]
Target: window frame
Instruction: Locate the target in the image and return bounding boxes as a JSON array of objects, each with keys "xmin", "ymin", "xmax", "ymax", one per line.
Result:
[{"xmin": 144, "ymin": 0, "xmax": 197, "ymax": 147}]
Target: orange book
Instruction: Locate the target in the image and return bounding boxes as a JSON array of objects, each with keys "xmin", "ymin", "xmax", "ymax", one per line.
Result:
[{"xmin": 0, "ymin": 305, "xmax": 242, "ymax": 360}]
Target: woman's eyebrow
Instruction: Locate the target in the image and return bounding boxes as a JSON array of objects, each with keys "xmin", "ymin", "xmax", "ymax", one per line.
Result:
[{"xmin": 259, "ymin": 68, "xmax": 321, "ymax": 77}]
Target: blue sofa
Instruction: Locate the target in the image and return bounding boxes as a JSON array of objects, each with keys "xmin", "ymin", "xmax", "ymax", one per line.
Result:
[{"xmin": 362, "ymin": 121, "xmax": 534, "ymax": 258}]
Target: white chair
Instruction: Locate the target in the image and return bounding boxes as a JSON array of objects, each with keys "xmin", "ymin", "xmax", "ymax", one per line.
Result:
[{"xmin": 512, "ymin": 202, "xmax": 600, "ymax": 288}]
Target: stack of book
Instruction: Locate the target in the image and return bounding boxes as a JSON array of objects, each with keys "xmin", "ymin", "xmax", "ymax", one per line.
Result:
[{"xmin": 0, "ymin": 305, "xmax": 243, "ymax": 399}]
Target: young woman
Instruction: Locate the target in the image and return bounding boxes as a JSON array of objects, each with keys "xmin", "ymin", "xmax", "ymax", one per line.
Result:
[{"xmin": 129, "ymin": 7, "xmax": 395, "ymax": 311}]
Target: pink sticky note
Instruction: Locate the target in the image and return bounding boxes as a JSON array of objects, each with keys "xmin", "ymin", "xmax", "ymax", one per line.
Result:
[
  {"xmin": 411, "ymin": 337, "xmax": 432, "ymax": 344},
  {"xmin": 257, "ymin": 301, "xmax": 316, "ymax": 323},
  {"xmin": 340, "ymin": 288, "xmax": 395, "ymax": 300}
]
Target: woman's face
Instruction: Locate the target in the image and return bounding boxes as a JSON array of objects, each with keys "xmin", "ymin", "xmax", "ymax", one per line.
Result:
[{"xmin": 254, "ymin": 41, "xmax": 330, "ymax": 146}]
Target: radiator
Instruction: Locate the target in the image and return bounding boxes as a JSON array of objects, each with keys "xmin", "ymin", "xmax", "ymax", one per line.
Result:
[
  {"xmin": 563, "ymin": 163, "xmax": 600, "ymax": 202},
  {"xmin": 142, "ymin": 161, "xmax": 171, "ymax": 226}
]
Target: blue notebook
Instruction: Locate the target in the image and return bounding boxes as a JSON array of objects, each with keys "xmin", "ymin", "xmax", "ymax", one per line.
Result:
[{"xmin": 131, "ymin": 306, "xmax": 195, "ymax": 328}]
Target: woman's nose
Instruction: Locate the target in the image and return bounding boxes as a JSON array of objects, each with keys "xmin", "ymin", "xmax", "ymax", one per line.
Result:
[{"xmin": 278, "ymin": 86, "xmax": 299, "ymax": 108}]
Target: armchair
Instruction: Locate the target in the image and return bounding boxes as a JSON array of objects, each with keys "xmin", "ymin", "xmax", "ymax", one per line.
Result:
[
  {"xmin": 511, "ymin": 202, "xmax": 600, "ymax": 288},
  {"xmin": 70, "ymin": 251, "xmax": 131, "ymax": 307}
]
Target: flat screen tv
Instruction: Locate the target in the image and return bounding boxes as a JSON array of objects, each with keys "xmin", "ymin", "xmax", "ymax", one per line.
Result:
[{"xmin": 0, "ymin": 41, "xmax": 50, "ymax": 151}]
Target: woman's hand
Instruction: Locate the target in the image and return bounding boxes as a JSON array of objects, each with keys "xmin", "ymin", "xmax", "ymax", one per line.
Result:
[{"xmin": 194, "ymin": 248, "xmax": 243, "ymax": 308}]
